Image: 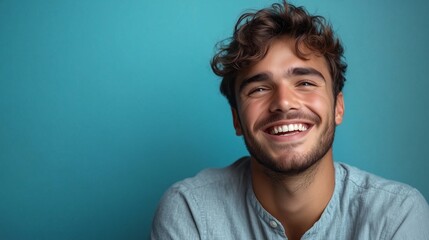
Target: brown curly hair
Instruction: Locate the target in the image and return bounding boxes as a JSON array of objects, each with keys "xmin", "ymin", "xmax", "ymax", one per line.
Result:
[{"xmin": 211, "ymin": 1, "xmax": 347, "ymax": 109}]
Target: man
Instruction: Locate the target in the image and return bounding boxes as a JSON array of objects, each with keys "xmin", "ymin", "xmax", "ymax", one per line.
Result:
[{"xmin": 151, "ymin": 1, "xmax": 429, "ymax": 239}]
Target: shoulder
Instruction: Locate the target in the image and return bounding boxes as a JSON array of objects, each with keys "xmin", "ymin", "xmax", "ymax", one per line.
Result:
[
  {"xmin": 335, "ymin": 162, "xmax": 427, "ymax": 207},
  {"xmin": 173, "ymin": 157, "xmax": 249, "ymax": 191},
  {"xmin": 335, "ymin": 162, "xmax": 415, "ymax": 198},
  {"xmin": 151, "ymin": 157, "xmax": 251, "ymax": 239},
  {"xmin": 334, "ymin": 162, "xmax": 429, "ymax": 239}
]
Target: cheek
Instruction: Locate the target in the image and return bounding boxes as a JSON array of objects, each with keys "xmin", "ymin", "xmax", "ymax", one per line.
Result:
[
  {"xmin": 301, "ymin": 92, "xmax": 333, "ymax": 117},
  {"xmin": 239, "ymin": 100, "xmax": 267, "ymax": 127}
]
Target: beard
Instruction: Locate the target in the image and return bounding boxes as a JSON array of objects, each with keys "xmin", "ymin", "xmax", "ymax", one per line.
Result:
[{"xmin": 241, "ymin": 110, "xmax": 336, "ymax": 176}]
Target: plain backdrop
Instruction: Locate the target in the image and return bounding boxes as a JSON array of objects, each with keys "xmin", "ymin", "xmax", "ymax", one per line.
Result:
[{"xmin": 1, "ymin": 0, "xmax": 428, "ymax": 239}]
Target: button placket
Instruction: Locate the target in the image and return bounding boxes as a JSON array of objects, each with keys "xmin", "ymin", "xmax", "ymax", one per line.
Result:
[{"xmin": 269, "ymin": 220, "xmax": 278, "ymax": 228}]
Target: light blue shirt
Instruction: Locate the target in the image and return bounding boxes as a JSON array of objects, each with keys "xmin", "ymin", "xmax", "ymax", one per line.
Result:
[{"xmin": 151, "ymin": 157, "xmax": 429, "ymax": 239}]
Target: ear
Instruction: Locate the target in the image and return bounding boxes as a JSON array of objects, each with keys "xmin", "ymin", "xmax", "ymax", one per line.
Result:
[
  {"xmin": 335, "ymin": 92, "xmax": 345, "ymax": 125},
  {"xmin": 231, "ymin": 108, "xmax": 243, "ymax": 136}
]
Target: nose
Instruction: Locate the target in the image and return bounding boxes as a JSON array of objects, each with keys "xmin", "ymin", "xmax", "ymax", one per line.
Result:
[{"xmin": 269, "ymin": 85, "xmax": 300, "ymax": 113}]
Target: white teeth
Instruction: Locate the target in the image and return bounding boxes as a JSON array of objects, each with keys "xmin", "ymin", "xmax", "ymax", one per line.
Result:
[
  {"xmin": 274, "ymin": 128, "xmax": 278, "ymax": 134},
  {"xmin": 282, "ymin": 125, "xmax": 288, "ymax": 132},
  {"xmin": 270, "ymin": 123, "xmax": 308, "ymax": 134}
]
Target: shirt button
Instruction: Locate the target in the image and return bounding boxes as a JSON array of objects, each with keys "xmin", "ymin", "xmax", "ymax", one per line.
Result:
[{"xmin": 269, "ymin": 220, "xmax": 278, "ymax": 228}]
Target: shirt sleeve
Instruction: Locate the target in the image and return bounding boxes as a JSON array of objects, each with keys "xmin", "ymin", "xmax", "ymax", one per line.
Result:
[
  {"xmin": 389, "ymin": 188, "xmax": 429, "ymax": 240},
  {"xmin": 151, "ymin": 186, "xmax": 202, "ymax": 240}
]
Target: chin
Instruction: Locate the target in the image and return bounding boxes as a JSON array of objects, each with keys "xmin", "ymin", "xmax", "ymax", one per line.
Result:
[{"xmin": 254, "ymin": 154, "xmax": 319, "ymax": 176}]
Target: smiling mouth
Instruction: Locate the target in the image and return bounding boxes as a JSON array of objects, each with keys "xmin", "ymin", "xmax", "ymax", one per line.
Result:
[{"xmin": 266, "ymin": 123, "xmax": 311, "ymax": 136}]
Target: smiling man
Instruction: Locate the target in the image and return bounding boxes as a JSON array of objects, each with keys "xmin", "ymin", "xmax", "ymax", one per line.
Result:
[{"xmin": 151, "ymin": 1, "xmax": 429, "ymax": 239}]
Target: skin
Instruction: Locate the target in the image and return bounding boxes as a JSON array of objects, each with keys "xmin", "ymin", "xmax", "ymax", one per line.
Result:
[{"xmin": 232, "ymin": 36, "xmax": 344, "ymax": 240}]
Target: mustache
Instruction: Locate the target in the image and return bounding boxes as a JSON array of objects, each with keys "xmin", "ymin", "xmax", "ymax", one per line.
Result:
[{"xmin": 255, "ymin": 111, "xmax": 321, "ymax": 130}]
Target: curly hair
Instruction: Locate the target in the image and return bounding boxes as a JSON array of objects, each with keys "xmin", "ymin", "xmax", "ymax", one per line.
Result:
[{"xmin": 211, "ymin": 1, "xmax": 347, "ymax": 109}]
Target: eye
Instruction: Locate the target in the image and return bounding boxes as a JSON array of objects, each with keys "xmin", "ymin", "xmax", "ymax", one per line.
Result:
[
  {"xmin": 297, "ymin": 81, "xmax": 317, "ymax": 87},
  {"xmin": 248, "ymin": 87, "xmax": 269, "ymax": 96}
]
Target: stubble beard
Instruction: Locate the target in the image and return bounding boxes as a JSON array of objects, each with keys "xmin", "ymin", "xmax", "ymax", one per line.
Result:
[{"xmin": 241, "ymin": 112, "xmax": 336, "ymax": 177}]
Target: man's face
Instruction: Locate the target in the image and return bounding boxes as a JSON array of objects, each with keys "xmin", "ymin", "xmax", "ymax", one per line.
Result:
[{"xmin": 233, "ymin": 37, "xmax": 344, "ymax": 175}]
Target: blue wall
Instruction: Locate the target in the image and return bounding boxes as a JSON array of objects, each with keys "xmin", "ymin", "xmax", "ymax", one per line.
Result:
[{"xmin": 1, "ymin": 0, "xmax": 428, "ymax": 239}]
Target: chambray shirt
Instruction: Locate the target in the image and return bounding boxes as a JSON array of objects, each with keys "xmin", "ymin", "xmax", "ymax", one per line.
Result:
[{"xmin": 151, "ymin": 157, "xmax": 429, "ymax": 239}]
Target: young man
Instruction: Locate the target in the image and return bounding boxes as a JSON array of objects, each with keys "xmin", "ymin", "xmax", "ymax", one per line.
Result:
[{"xmin": 151, "ymin": 1, "xmax": 429, "ymax": 239}]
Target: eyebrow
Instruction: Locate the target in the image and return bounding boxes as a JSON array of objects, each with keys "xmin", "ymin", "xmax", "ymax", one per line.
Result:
[
  {"xmin": 286, "ymin": 67, "xmax": 326, "ymax": 81},
  {"xmin": 238, "ymin": 72, "xmax": 271, "ymax": 93}
]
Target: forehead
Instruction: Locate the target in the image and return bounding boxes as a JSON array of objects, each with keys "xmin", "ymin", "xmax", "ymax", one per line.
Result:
[{"xmin": 236, "ymin": 36, "xmax": 331, "ymax": 86}]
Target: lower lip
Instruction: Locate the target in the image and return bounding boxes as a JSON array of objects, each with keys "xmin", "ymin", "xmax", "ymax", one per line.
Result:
[{"xmin": 264, "ymin": 126, "xmax": 312, "ymax": 142}]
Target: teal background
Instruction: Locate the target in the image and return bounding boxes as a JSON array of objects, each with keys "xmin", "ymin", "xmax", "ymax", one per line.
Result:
[{"xmin": 1, "ymin": 0, "xmax": 428, "ymax": 239}]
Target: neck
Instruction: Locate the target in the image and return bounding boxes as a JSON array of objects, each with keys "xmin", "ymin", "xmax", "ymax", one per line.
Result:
[{"xmin": 251, "ymin": 151, "xmax": 335, "ymax": 240}]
